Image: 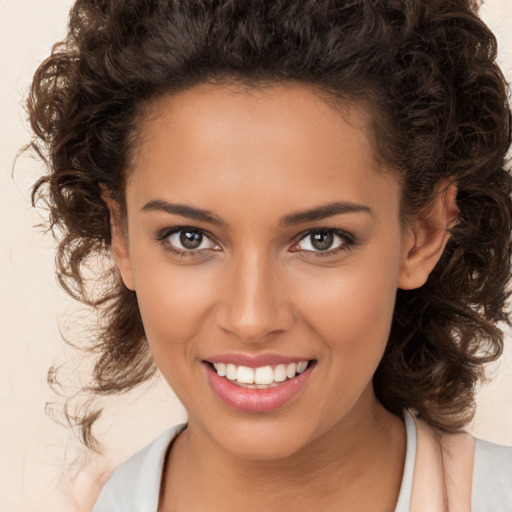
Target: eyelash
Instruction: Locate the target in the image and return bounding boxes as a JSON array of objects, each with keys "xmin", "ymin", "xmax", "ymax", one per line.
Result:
[
  {"xmin": 156, "ymin": 226, "xmax": 355, "ymax": 259},
  {"xmin": 156, "ymin": 226, "xmax": 220, "ymax": 259},
  {"xmin": 293, "ymin": 229, "xmax": 355, "ymax": 258}
]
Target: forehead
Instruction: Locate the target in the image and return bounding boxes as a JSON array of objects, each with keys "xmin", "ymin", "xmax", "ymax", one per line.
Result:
[
  {"xmin": 126, "ymin": 82, "xmax": 400, "ymax": 220},
  {"xmin": 133, "ymin": 81, "xmax": 377, "ymax": 168}
]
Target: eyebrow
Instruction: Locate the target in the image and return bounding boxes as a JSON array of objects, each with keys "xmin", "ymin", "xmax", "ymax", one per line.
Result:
[
  {"xmin": 281, "ymin": 201, "xmax": 373, "ymax": 225},
  {"xmin": 141, "ymin": 199, "xmax": 373, "ymax": 226},
  {"xmin": 141, "ymin": 200, "xmax": 225, "ymax": 225}
]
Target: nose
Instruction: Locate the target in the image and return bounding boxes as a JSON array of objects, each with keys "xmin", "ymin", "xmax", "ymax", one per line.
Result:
[{"xmin": 215, "ymin": 251, "xmax": 294, "ymax": 342}]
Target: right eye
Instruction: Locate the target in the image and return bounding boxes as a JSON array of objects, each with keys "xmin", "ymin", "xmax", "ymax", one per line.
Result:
[{"xmin": 159, "ymin": 227, "xmax": 220, "ymax": 256}]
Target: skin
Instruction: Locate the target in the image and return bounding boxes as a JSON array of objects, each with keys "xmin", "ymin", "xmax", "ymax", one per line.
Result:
[{"xmin": 108, "ymin": 82, "xmax": 457, "ymax": 511}]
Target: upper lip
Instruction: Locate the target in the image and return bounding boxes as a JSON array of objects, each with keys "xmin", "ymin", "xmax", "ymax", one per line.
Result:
[{"xmin": 204, "ymin": 353, "xmax": 314, "ymax": 367}]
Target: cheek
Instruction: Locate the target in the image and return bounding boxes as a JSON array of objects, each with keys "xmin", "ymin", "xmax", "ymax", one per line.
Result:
[
  {"xmin": 292, "ymin": 245, "xmax": 402, "ymax": 365},
  {"xmin": 131, "ymin": 261, "xmax": 217, "ymax": 365},
  {"xmin": 298, "ymin": 272, "xmax": 396, "ymax": 346}
]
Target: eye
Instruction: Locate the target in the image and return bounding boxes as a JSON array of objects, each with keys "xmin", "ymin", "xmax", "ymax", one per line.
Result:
[
  {"xmin": 159, "ymin": 227, "xmax": 220, "ymax": 254},
  {"xmin": 293, "ymin": 229, "xmax": 352, "ymax": 254}
]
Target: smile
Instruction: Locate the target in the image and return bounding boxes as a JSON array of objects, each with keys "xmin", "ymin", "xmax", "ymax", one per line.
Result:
[
  {"xmin": 204, "ymin": 358, "xmax": 316, "ymax": 412},
  {"xmin": 212, "ymin": 361, "xmax": 309, "ymax": 388}
]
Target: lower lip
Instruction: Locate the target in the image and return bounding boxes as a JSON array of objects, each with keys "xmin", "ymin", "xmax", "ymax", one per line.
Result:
[{"xmin": 204, "ymin": 362, "xmax": 314, "ymax": 413}]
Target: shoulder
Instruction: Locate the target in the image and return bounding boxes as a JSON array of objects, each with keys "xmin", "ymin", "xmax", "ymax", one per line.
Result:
[
  {"xmin": 408, "ymin": 411, "xmax": 512, "ymax": 510},
  {"xmin": 91, "ymin": 424, "xmax": 186, "ymax": 512},
  {"xmin": 471, "ymin": 437, "xmax": 512, "ymax": 510},
  {"xmin": 439, "ymin": 428, "xmax": 512, "ymax": 510}
]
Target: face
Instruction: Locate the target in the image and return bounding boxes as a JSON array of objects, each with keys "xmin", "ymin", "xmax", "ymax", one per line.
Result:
[{"xmin": 112, "ymin": 82, "xmax": 449, "ymax": 460}]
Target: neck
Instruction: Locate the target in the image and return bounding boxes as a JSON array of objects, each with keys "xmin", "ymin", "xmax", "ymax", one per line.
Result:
[{"xmin": 161, "ymin": 390, "xmax": 406, "ymax": 512}]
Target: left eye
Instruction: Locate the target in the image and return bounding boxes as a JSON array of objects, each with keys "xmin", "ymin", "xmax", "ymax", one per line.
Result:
[
  {"xmin": 296, "ymin": 230, "xmax": 349, "ymax": 252},
  {"xmin": 166, "ymin": 228, "xmax": 218, "ymax": 251}
]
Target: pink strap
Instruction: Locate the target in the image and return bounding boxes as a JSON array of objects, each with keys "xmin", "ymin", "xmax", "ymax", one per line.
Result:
[{"xmin": 409, "ymin": 414, "xmax": 475, "ymax": 511}]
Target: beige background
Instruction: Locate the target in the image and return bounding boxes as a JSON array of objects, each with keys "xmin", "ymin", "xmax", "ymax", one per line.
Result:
[{"xmin": 1, "ymin": 1, "xmax": 512, "ymax": 510}]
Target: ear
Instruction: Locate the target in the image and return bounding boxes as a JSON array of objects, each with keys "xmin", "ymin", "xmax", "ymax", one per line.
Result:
[
  {"xmin": 398, "ymin": 183, "xmax": 458, "ymax": 290},
  {"xmin": 101, "ymin": 186, "xmax": 135, "ymax": 291}
]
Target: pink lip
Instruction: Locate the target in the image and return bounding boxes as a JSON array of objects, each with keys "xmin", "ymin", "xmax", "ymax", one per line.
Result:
[
  {"xmin": 205, "ymin": 352, "xmax": 312, "ymax": 367},
  {"xmin": 204, "ymin": 360, "xmax": 315, "ymax": 413}
]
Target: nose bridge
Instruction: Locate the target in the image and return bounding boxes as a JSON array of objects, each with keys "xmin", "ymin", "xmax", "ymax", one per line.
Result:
[{"xmin": 217, "ymin": 247, "xmax": 292, "ymax": 341}]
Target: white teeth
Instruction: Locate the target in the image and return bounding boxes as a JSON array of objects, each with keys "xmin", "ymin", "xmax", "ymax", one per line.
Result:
[
  {"xmin": 213, "ymin": 362, "xmax": 226, "ymax": 377},
  {"xmin": 225, "ymin": 363, "xmax": 237, "ymax": 380},
  {"xmin": 297, "ymin": 361, "xmax": 308, "ymax": 373},
  {"xmin": 286, "ymin": 363, "xmax": 297, "ymax": 379},
  {"xmin": 236, "ymin": 365, "xmax": 255, "ymax": 384},
  {"xmin": 212, "ymin": 361, "xmax": 310, "ymax": 385},
  {"xmin": 254, "ymin": 366, "xmax": 274, "ymax": 385},
  {"xmin": 274, "ymin": 364, "xmax": 287, "ymax": 382}
]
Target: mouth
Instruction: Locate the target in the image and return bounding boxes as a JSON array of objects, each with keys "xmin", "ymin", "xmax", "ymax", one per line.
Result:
[
  {"xmin": 207, "ymin": 360, "xmax": 313, "ymax": 388},
  {"xmin": 203, "ymin": 358, "xmax": 317, "ymax": 413}
]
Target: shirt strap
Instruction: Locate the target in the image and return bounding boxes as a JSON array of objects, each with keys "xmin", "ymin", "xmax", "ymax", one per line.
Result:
[{"xmin": 409, "ymin": 413, "xmax": 474, "ymax": 512}]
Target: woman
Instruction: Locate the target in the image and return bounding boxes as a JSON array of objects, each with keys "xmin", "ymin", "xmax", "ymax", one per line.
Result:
[{"xmin": 28, "ymin": 0, "xmax": 512, "ymax": 510}]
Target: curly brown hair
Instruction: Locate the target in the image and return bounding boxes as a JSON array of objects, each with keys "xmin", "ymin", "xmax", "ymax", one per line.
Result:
[{"xmin": 28, "ymin": 0, "xmax": 511, "ymax": 450}]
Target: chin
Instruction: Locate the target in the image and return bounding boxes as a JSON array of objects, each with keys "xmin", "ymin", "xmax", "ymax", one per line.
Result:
[
  {"xmin": 221, "ymin": 431, "xmax": 310, "ymax": 461},
  {"xmin": 201, "ymin": 413, "xmax": 331, "ymax": 462}
]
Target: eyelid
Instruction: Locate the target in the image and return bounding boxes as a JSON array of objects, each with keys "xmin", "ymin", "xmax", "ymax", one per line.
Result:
[
  {"xmin": 292, "ymin": 228, "xmax": 355, "ymax": 256},
  {"xmin": 297, "ymin": 228, "xmax": 354, "ymax": 244},
  {"xmin": 155, "ymin": 226, "xmax": 356, "ymax": 259},
  {"xmin": 156, "ymin": 226, "xmax": 220, "ymax": 255}
]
